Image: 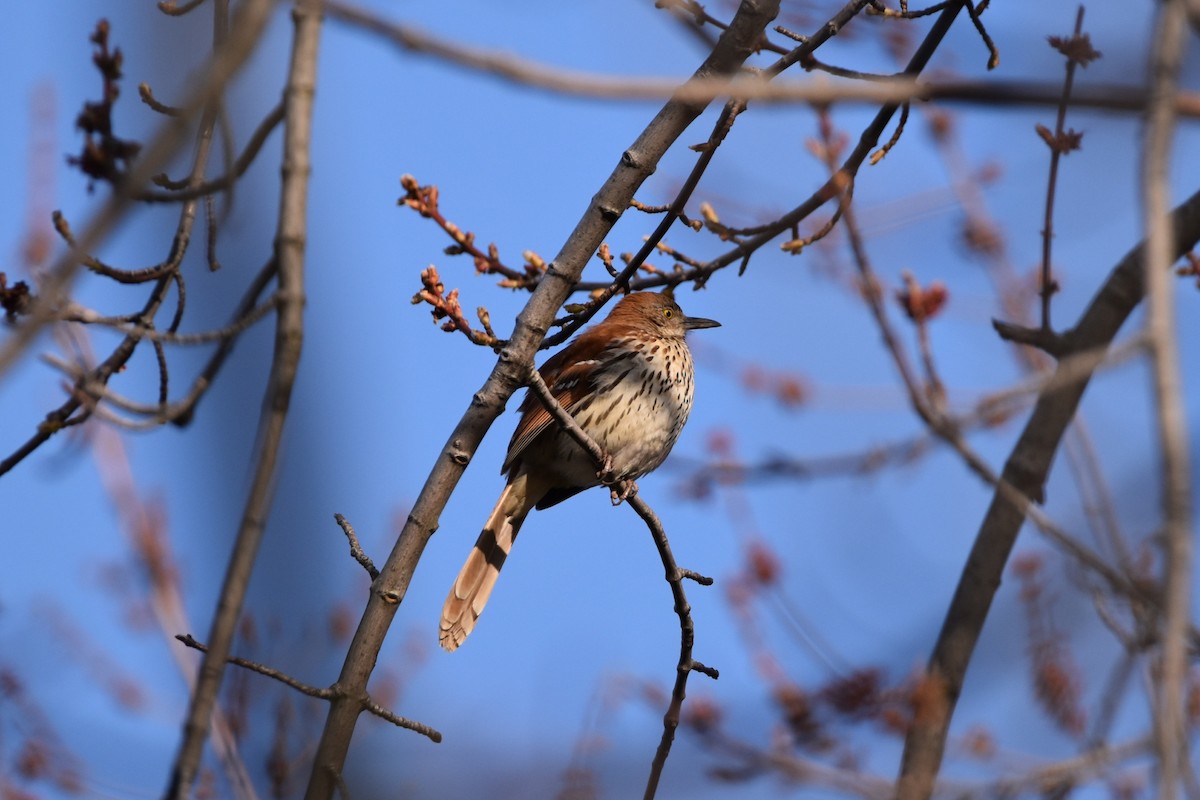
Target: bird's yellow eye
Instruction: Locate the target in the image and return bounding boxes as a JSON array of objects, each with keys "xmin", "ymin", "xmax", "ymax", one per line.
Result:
[{"xmin": 663, "ymin": 308, "xmax": 674, "ymax": 318}]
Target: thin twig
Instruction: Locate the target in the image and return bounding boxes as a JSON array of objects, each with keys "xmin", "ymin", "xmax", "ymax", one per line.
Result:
[
  {"xmin": 814, "ymin": 107, "xmax": 1170, "ymax": 799},
  {"xmin": 139, "ymin": 82, "xmax": 184, "ymax": 116},
  {"xmin": 547, "ymin": 0, "xmax": 876, "ymax": 343},
  {"xmin": 544, "ymin": 98, "xmax": 748, "ymax": 346},
  {"xmin": 961, "ymin": 0, "xmax": 999, "ymax": 69},
  {"xmin": 1037, "ymin": 6, "xmax": 1088, "ymax": 332},
  {"xmin": 52, "ymin": 210, "xmax": 179, "ymax": 284},
  {"xmin": 23, "ymin": 260, "xmax": 277, "ymax": 436},
  {"xmin": 631, "ymin": 492, "xmax": 718, "ymax": 800},
  {"xmin": 0, "ymin": 275, "xmax": 161, "ymax": 471},
  {"xmin": 143, "ymin": 101, "xmax": 285, "ymax": 200},
  {"xmin": 696, "ymin": 0, "xmax": 970, "ymax": 288},
  {"xmin": 919, "ymin": 28, "xmax": 1138, "ymax": 612},
  {"xmin": 522, "ymin": 369, "xmax": 608, "ymax": 466},
  {"xmin": 175, "ymin": 635, "xmax": 440, "ymax": 740},
  {"xmin": 335, "ymin": 514, "xmax": 379, "ymax": 580},
  {"xmin": 1, "ymin": 6, "xmax": 257, "ymax": 475},
  {"xmin": 173, "ymin": 257, "xmax": 278, "ymax": 427},
  {"xmin": 61, "ymin": 292, "xmax": 279, "ymax": 344},
  {"xmin": 178, "ymin": 634, "xmax": 336, "ymax": 698}
]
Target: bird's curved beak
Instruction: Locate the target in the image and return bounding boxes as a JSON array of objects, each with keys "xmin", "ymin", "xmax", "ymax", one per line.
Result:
[{"xmin": 683, "ymin": 315, "xmax": 720, "ymax": 331}]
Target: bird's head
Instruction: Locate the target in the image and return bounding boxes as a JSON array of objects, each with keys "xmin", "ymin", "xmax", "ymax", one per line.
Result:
[{"xmin": 605, "ymin": 290, "xmax": 721, "ymax": 338}]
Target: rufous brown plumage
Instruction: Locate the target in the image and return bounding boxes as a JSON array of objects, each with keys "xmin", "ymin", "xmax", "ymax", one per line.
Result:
[{"xmin": 439, "ymin": 290, "xmax": 719, "ymax": 651}]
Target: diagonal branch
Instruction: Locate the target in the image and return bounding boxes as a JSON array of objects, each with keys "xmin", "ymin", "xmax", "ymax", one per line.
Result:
[
  {"xmin": 335, "ymin": 513, "xmax": 379, "ymax": 580},
  {"xmin": 695, "ymin": 0, "xmax": 970, "ymax": 283},
  {"xmin": 543, "ymin": 98, "xmax": 747, "ymax": 346},
  {"xmin": 300, "ymin": 3, "xmax": 780, "ymax": 797},
  {"xmin": 894, "ymin": 185, "xmax": 1200, "ymax": 800},
  {"xmin": 0, "ymin": 6, "xmax": 278, "ymax": 476}
]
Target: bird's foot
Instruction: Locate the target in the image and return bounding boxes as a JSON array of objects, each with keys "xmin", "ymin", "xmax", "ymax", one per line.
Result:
[
  {"xmin": 598, "ymin": 454, "xmax": 618, "ymax": 486},
  {"xmin": 610, "ymin": 480, "xmax": 638, "ymax": 506}
]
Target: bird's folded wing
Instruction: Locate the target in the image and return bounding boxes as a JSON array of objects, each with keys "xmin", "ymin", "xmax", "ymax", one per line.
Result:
[
  {"xmin": 503, "ymin": 374, "xmax": 590, "ymax": 472},
  {"xmin": 502, "ymin": 340, "xmax": 611, "ymax": 473}
]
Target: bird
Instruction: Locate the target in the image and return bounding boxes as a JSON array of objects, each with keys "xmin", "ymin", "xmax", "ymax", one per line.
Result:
[{"xmin": 439, "ymin": 289, "xmax": 720, "ymax": 651}]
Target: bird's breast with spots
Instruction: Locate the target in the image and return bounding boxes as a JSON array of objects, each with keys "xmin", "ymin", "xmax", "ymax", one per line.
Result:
[{"xmin": 569, "ymin": 338, "xmax": 695, "ymax": 479}]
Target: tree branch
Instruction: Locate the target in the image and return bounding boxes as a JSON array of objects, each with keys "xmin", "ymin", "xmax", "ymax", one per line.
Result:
[
  {"xmin": 0, "ymin": 0, "xmax": 277, "ymax": 381},
  {"xmin": 322, "ymin": 2, "xmax": 1200, "ymax": 115},
  {"xmin": 697, "ymin": 0, "xmax": 971, "ymax": 283},
  {"xmin": 522, "ymin": 366, "xmax": 718, "ymax": 799},
  {"xmin": 301, "ymin": 3, "xmax": 780, "ymax": 797},
  {"xmin": 631, "ymin": 492, "xmax": 717, "ymax": 800},
  {"xmin": 174, "ymin": 634, "xmax": 440, "ymax": 741},
  {"xmin": 335, "ymin": 513, "xmax": 379, "ymax": 580},
  {"xmin": 164, "ymin": 0, "xmax": 322, "ymax": 795},
  {"xmin": 895, "ymin": 185, "xmax": 1200, "ymax": 800},
  {"xmin": 1140, "ymin": 2, "xmax": 1193, "ymax": 796},
  {"xmin": 141, "ymin": 101, "xmax": 285, "ymax": 202}
]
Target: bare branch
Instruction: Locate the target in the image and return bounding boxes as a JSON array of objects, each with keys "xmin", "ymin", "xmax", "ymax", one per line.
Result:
[
  {"xmin": 175, "ymin": 635, "xmax": 439, "ymax": 741},
  {"xmin": 692, "ymin": 0, "xmax": 973, "ymax": 288},
  {"xmin": 302, "ymin": 3, "xmax": 780, "ymax": 796},
  {"xmin": 545, "ymin": 98, "xmax": 748, "ymax": 347},
  {"xmin": 0, "ymin": 0, "xmax": 278, "ymax": 380},
  {"xmin": 335, "ymin": 514, "xmax": 379, "ymax": 580},
  {"xmin": 1140, "ymin": 1, "xmax": 1194, "ymax": 795},
  {"xmin": 895, "ymin": 184, "xmax": 1200, "ymax": 800},
  {"xmin": 1037, "ymin": 6, "xmax": 1090, "ymax": 332},
  {"xmin": 139, "ymin": 81, "xmax": 184, "ymax": 116},
  {"xmin": 143, "ymin": 101, "xmax": 285, "ymax": 201},
  {"xmin": 0, "ymin": 5, "xmax": 260, "ymax": 474},
  {"xmin": 523, "ymin": 357, "xmax": 718, "ymax": 800},
  {"xmin": 322, "ymin": 3, "xmax": 1200, "ymax": 114},
  {"xmin": 61, "ymin": 292, "xmax": 278, "ymax": 344},
  {"xmin": 177, "ymin": 634, "xmax": 336, "ymax": 699},
  {"xmin": 165, "ymin": 0, "xmax": 321, "ymax": 795},
  {"xmin": 631, "ymin": 493, "xmax": 717, "ymax": 800}
]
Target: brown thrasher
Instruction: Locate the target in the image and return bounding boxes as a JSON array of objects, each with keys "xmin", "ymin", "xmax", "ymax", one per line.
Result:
[{"xmin": 439, "ymin": 290, "xmax": 719, "ymax": 651}]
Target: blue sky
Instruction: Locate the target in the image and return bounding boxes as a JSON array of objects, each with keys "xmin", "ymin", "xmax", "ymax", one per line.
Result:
[{"xmin": 1, "ymin": 1, "xmax": 1197, "ymax": 798}]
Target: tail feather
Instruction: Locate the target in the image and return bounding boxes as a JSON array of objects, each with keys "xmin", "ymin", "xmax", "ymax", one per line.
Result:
[{"xmin": 439, "ymin": 472, "xmax": 545, "ymax": 651}]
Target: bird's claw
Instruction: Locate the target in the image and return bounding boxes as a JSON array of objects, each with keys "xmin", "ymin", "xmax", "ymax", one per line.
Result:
[
  {"xmin": 598, "ymin": 454, "xmax": 618, "ymax": 486},
  {"xmin": 609, "ymin": 480, "xmax": 638, "ymax": 506}
]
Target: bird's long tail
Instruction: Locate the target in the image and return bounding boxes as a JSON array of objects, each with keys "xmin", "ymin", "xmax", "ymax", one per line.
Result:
[{"xmin": 439, "ymin": 471, "xmax": 546, "ymax": 651}]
